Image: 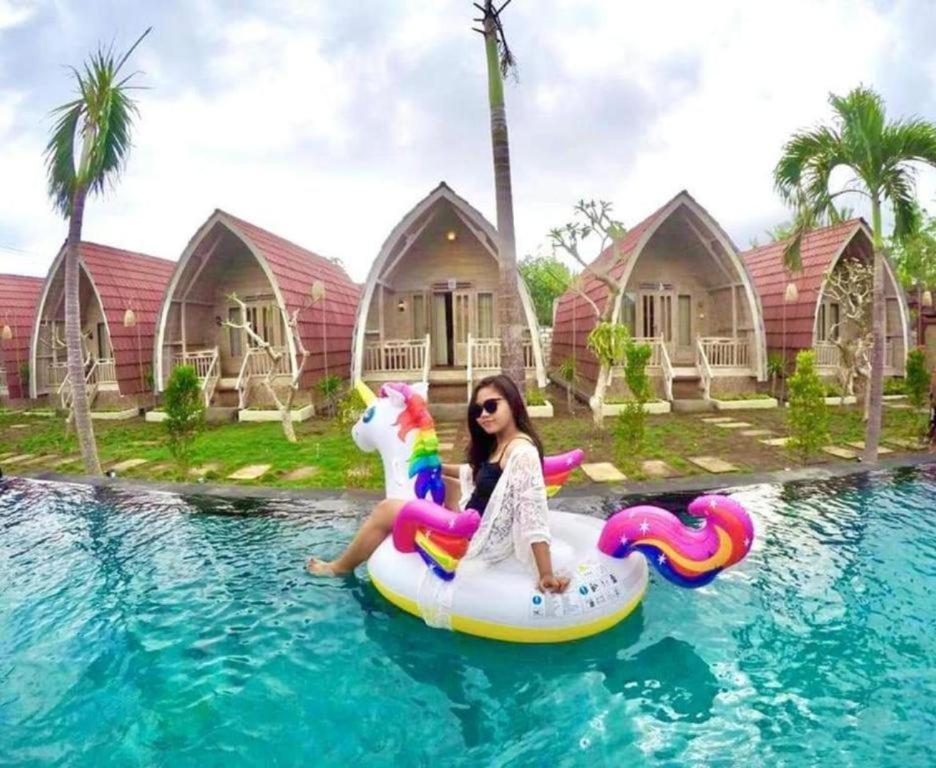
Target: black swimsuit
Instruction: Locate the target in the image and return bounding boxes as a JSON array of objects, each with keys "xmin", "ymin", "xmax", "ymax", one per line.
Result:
[{"xmin": 465, "ymin": 461, "xmax": 504, "ymax": 516}]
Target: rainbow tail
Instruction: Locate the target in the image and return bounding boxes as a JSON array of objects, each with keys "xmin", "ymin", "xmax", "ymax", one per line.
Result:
[{"xmin": 597, "ymin": 494, "xmax": 753, "ymax": 588}]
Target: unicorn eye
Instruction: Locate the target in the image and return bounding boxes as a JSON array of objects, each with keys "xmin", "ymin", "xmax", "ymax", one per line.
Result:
[{"xmin": 362, "ymin": 406, "xmax": 376, "ymax": 423}]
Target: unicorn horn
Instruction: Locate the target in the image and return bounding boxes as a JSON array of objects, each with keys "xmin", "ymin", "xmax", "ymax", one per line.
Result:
[{"xmin": 355, "ymin": 378, "xmax": 376, "ymax": 406}]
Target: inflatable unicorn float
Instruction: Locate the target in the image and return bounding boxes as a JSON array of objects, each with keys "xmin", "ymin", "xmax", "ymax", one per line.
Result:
[{"xmin": 352, "ymin": 380, "xmax": 753, "ymax": 643}]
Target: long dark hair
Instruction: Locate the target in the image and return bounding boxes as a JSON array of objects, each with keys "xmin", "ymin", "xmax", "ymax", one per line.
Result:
[{"xmin": 466, "ymin": 374, "xmax": 544, "ymax": 479}]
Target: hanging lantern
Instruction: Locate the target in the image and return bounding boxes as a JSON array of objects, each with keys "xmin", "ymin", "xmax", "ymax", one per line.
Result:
[
  {"xmin": 923, "ymin": 289, "xmax": 933, "ymax": 308},
  {"xmin": 311, "ymin": 280, "xmax": 326, "ymax": 302},
  {"xmin": 122, "ymin": 308, "xmax": 137, "ymax": 327},
  {"xmin": 784, "ymin": 282, "xmax": 799, "ymax": 303},
  {"xmin": 1, "ymin": 324, "xmax": 12, "ymax": 341}
]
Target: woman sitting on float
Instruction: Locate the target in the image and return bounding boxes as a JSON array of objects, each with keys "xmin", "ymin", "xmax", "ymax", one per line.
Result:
[{"xmin": 308, "ymin": 373, "xmax": 570, "ymax": 594}]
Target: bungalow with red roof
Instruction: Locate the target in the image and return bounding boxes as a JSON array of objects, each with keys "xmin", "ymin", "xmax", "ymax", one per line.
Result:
[
  {"xmin": 742, "ymin": 219, "xmax": 910, "ymax": 380},
  {"xmin": 0, "ymin": 274, "xmax": 43, "ymax": 401},
  {"xmin": 350, "ymin": 182, "xmax": 547, "ymax": 409},
  {"xmin": 29, "ymin": 244, "xmax": 175, "ymax": 415},
  {"xmin": 551, "ymin": 191, "xmax": 767, "ymax": 407},
  {"xmin": 153, "ymin": 210, "xmax": 360, "ymax": 418}
]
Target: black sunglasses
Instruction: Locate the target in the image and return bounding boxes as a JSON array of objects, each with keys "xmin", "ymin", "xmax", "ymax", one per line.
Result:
[{"xmin": 469, "ymin": 397, "xmax": 504, "ymax": 420}]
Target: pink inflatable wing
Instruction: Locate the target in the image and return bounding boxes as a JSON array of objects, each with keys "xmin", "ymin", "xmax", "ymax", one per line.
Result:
[
  {"xmin": 597, "ymin": 494, "xmax": 754, "ymax": 588},
  {"xmin": 392, "ymin": 499, "xmax": 481, "ymax": 553},
  {"xmin": 543, "ymin": 449, "xmax": 585, "ymax": 498}
]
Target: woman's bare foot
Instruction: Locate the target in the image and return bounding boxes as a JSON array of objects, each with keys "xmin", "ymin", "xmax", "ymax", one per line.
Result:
[{"xmin": 306, "ymin": 558, "xmax": 347, "ymax": 576}]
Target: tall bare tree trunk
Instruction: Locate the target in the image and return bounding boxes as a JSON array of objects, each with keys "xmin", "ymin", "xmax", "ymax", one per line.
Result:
[
  {"xmin": 66, "ymin": 186, "xmax": 102, "ymax": 474},
  {"xmin": 482, "ymin": 16, "xmax": 525, "ymax": 392},
  {"xmin": 863, "ymin": 197, "xmax": 885, "ymax": 463}
]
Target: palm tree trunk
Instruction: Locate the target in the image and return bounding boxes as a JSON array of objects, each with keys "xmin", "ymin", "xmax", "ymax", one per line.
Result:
[
  {"xmin": 65, "ymin": 185, "xmax": 102, "ymax": 474},
  {"xmin": 863, "ymin": 196, "xmax": 886, "ymax": 463},
  {"xmin": 483, "ymin": 16, "xmax": 525, "ymax": 392}
]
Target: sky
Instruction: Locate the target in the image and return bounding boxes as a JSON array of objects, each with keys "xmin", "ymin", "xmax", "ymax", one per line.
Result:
[{"xmin": 1, "ymin": 0, "xmax": 935, "ymax": 282}]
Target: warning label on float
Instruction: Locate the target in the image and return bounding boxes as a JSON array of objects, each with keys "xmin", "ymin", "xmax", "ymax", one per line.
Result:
[{"xmin": 529, "ymin": 561, "xmax": 624, "ymax": 620}]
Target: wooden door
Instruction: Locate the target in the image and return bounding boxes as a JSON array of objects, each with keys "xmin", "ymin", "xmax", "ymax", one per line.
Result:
[
  {"xmin": 431, "ymin": 292, "xmax": 449, "ymax": 366},
  {"xmin": 453, "ymin": 291, "xmax": 472, "ymax": 366}
]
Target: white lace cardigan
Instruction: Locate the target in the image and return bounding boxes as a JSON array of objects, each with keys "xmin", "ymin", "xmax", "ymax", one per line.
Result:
[{"xmin": 456, "ymin": 440, "xmax": 551, "ymax": 573}]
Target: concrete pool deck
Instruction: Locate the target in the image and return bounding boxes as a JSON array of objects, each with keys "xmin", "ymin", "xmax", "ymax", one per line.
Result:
[{"xmin": 7, "ymin": 454, "xmax": 934, "ymax": 507}]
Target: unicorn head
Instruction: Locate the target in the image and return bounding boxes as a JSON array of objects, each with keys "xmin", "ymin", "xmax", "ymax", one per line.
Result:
[{"xmin": 352, "ymin": 380, "xmax": 445, "ymax": 504}]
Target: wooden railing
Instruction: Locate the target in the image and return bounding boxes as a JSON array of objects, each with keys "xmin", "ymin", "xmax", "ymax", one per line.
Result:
[
  {"xmin": 94, "ymin": 358, "xmax": 118, "ymax": 384},
  {"xmin": 658, "ymin": 339, "xmax": 675, "ymax": 402},
  {"xmin": 699, "ymin": 337, "xmax": 751, "ymax": 368},
  {"xmin": 236, "ymin": 347, "xmax": 289, "ymax": 409},
  {"xmin": 48, "ymin": 361, "xmax": 69, "ymax": 389},
  {"xmin": 172, "ymin": 347, "xmax": 220, "ymax": 407},
  {"xmin": 468, "ymin": 337, "xmax": 536, "ymax": 370},
  {"xmin": 815, "ymin": 341, "xmax": 841, "ymax": 368},
  {"xmin": 363, "ymin": 337, "xmax": 430, "ymax": 374},
  {"xmin": 695, "ymin": 338, "xmax": 714, "ymax": 400}
]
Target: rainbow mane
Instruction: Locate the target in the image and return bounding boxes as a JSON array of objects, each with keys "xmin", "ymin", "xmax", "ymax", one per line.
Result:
[{"xmin": 380, "ymin": 383, "xmax": 445, "ymax": 505}]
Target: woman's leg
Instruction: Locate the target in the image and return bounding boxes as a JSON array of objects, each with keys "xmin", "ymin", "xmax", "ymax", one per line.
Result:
[
  {"xmin": 307, "ymin": 498, "xmax": 405, "ymax": 576},
  {"xmin": 442, "ymin": 475, "xmax": 462, "ymax": 511}
]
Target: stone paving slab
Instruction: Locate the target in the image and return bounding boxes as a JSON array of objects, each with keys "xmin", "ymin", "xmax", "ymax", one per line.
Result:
[
  {"xmin": 53, "ymin": 456, "xmax": 81, "ymax": 467},
  {"xmin": 18, "ymin": 454, "xmax": 59, "ymax": 467},
  {"xmin": 5, "ymin": 454, "xmax": 35, "ymax": 464},
  {"xmin": 760, "ymin": 437, "xmax": 791, "ymax": 447},
  {"xmin": 0, "ymin": 451, "xmax": 15, "ymax": 460},
  {"xmin": 227, "ymin": 464, "xmax": 271, "ymax": 480},
  {"xmin": 687, "ymin": 456, "xmax": 738, "ymax": 474},
  {"xmin": 701, "ymin": 417, "xmax": 735, "ymax": 423},
  {"xmin": 845, "ymin": 441, "xmax": 893, "ymax": 454},
  {"xmin": 581, "ymin": 462, "xmax": 627, "ymax": 482},
  {"xmin": 740, "ymin": 429, "xmax": 774, "ymax": 437},
  {"xmin": 714, "ymin": 421, "xmax": 752, "ymax": 429},
  {"xmin": 884, "ymin": 403, "xmax": 912, "ymax": 409},
  {"xmin": 109, "ymin": 458, "xmax": 149, "ymax": 473},
  {"xmin": 9, "ymin": 424, "xmax": 29, "ymax": 429},
  {"xmin": 282, "ymin": 466, "xmax": 320, "ymax": 481},
  {"xmin": 822, "ymin": 446, "xmax": 858, "ymax": 460},
  {"xmin": 884, "ymin": 437, "xmax": 926, "ymax": 451},
  {"xmin": 641, "ymin": 460, "xmax": 680, "ymax": 478}
]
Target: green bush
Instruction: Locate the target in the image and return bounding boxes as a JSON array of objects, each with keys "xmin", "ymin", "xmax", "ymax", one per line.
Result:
[
  {"xmin": 904, "ymin": 350, "xmax": 930, "ymax": 408},
  {"xmin": 613, "ymin": 340, "xmax": 653, "ymax": 453},
  {"xmin": 316, "ymin": 374, "xmax": 343, "ymax": 417},
  {"xmin": 336, "ymin": 386, "xmax": 366, "ymax": 428},
  {"xmin": 525, "ymin": 388, "xmax": 546, "ymax": 406},
  {"xmin": 19, "ymin": 362, "xmax": 29, "ymax": 392},
  {"xmin": 882, "ymin": 377, "xmax": 907, "ymax": 396},
  {"xmin": 164, "ymin": 364, "xmax": 204, "ymax": 472},
  {"xmin": 786, "ymin": 350, "xmax": 829, "ymax": 461},
  {"xmin": 614, "ymin": 400, "xmax": 646, "ymax": 454},
  {"xmin": 586, "ymin": 321, "xmax": 629, "ymax": 367}
]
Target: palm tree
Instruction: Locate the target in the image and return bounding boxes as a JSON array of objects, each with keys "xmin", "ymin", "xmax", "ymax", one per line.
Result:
[
  {"xmin": 44, "ymin": 28, "xmax": 151, "ymax": 474},
  {"xmin": 474, "ymin": 1, "xmax": 525, "ymax": 389},
  {"xmin": 774, "ymin": 86, "xmax": 936, "ymax": 463}
]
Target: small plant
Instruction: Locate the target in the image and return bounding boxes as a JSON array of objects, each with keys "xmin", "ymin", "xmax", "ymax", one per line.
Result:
[
  {"xmin": 786, "ymin": 350, "xmax": 829, "ymax": 461},
  {"xmin": 586, "ymin": 321, "xmax": 629, "ymax": 368},
  {"xmin": 19, "ymin": 362, "xmax": 30, "ymax": 393},
  {"xmin": 163, "ymin": 364, "xmax": 204, "ymax": 474},
  {"xmin": 614, "ymin": 340, "xmax": 653, "ymax": 454},
  {"xmin": 336, "ymin": 386, "xmax": 366, "ymax": 428},
  {"xmin": 903, "ymin": 352, "xmax": 929, "ymax": 408},
  {"xmin": 767, "ymin": 352, "xmax": 784, "ymax": 396},
  {"xmin": 143, "ymin": 366, "xmax": 155, "ymax": 391},
  {"xmin": 558, "ymin": 357, "xmax": 577, "ymax": 414},
  {"xmin": 525, "ymin": 387, "xmax": 546, "ymax": 406},
  {"xmin": 316, "ymin": 374, "xmax": 343, "ymax": 416}
]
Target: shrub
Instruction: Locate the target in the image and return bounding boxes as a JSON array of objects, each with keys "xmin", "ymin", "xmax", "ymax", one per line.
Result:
[
  {"xmin": 767, "ymin": 352, "xmax": 784, "ymax": 395},
  {"xmin": 316, "ymin": 374, "xmax": 343, "ymax": 416},
  {"xmin": 786, "ymin": 350, "xmax": 829, "ymax": 461},
  {"xmin": 164, "ymin": 364, "xmax": 204, "ymax": 472},
  {"xmin": 586, "ymin": 321, "xmax": 629, "ymax": 367},
  {"xmin": 904, "ymin": 349, "xmax": 930, "ymax": 408},
  {"xmin": 336, "ymin": 386, "xmax": 366, "ymax": 428},
  {"xmin": 614, "ymin": 340, "xmax": 653, "ymax": 453},
  {"xmin": 615, "ymin": 400, "xmax": 646, "ymax": 454},
  {"xmin": 525, "ymin": 388, "xmax": 546, "ymax": 406},
  {"xmin": 19, "ymin": 362, "xmax": 29, "ymax": 392}
]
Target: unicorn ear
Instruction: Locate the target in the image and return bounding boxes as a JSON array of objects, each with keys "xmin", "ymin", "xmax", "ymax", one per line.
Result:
[
  {"xmin": 383, "ymin": 385, "xmax": 407, "ymax": 409},
  {"xmin": 411, "ymin": 381, "xmax": 429, "ymax": 401}
]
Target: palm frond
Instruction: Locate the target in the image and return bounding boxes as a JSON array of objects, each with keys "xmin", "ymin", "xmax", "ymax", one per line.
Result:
[
  {"xmin": 43, "ymin": 100, "xmax": 84, "ymax": 215},
  {"xmin": 829, "ymin": 86, "xmax": 886, "ymax": 184},
  {"xmin": 881, "ymin": 168, "xmax": 921, "ymax": 243}
]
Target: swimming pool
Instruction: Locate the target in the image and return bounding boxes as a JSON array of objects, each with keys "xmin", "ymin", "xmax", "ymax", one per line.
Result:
[{"xmin": 1, "ymin": 467, "xmax": 934, "ymax": 766}]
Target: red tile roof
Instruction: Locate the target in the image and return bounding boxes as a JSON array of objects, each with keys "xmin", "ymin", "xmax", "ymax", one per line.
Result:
[
  {"xmin": 215, "ymin": 211, "xmax": 361, "ymax": 387},
  {"xmin": 0, "ymin": 274, "xmax": 43, "ymax": 398},
  {"xmin": 78, "ymin": 243, "xmax": 176, "ymax": 395},
  {"xmin": 550, "ymin": 192, "xmax": 689, "ymax": 386},
  {"xmin": 741, "ymin": 220, "xmax": 868, "ymax": 353}
]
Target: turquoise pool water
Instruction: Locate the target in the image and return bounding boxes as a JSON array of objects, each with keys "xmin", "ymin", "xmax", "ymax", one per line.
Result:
[{"xmin": 1, "ymin": 468, "xmax": 934, "ymax": 766}]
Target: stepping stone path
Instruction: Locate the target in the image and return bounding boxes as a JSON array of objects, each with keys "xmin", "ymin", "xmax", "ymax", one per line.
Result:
[
  {"xmin": 53, "ymin": 456, "xmax": 81, "ymax": 467},
  {"xmin": 884, "ymin": 437, "xmax": 926, "ymax": 451},
  {"xmin": 715, "ymin": 421, "xmax": 752, "ymax": 429},
  {"xmin": 641, "ymin": 460, "xmax": 680, "ymax": 478},
  {"xmin": 701, "ymin": 417, "xmax": 735, "ymax": 423},
  {"xmin": 884, "ymin": 403, "xmax": 912, "ymax": 410},
  {"xmin": 9, "ymin": 424, "xmax": 29, "ymax": 430},
  {"xmin": 0, "ymin": 452, "xmax": 15, "ymax": 461},
  {"xmin": 845, "ymin": 441, "xmax": 893, "ymax": 455},
  {"xmin": 227, "ymin": 464, "xmax": 271, "ymax": 480},
  {"xmin": 687, "ymin": 456, "xmax": 738, "ymax": 474},
  {"xmin": 18, "ymin": 454, "xmax": 59, "ymax": 467},
  {"xmin": 109, "ymin": 458, "xmax": 149, "ymax": 473},
  {"xmin": 740, "ymin": 429, "xmax": 773, "ymax": 437},
  {"xmin": 581, "ymin": 462, "xmax": 627, "ymax": 482},
  {"xmin": 761, "ymin": 437, "xmax": 791, "ymax": 447},
  {"xmin": 346, "ymin": 465, "xmax": 372, "ymax": 482},
  {"xmin": 5, "ymin": 454, "xmax": 35, "ymax": 464},
  {"xmin": 822, "ymin": 446, "xmax": 858, "ymax": 460},
  {"xmin": 282, "ymin": 466, "xmax": 320, "ymax": 481}
]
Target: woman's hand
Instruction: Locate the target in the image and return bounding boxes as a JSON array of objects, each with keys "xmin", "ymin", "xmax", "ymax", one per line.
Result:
[{"xmin": 537, "ymin": 572, "xmax": 570, "ymax": 594}]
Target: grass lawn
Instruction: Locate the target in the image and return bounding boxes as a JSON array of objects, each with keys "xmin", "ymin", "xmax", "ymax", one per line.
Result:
[{"xmin": 0, "ymin": 395, "xmax": 930, "ymax": 490}]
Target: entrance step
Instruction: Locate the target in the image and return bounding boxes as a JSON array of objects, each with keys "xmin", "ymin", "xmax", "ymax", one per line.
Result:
[
  {"xmin": 211, "ymin": 390, "xmax": 241, "ymax": 408},
  {"xmin": 429, "ymin": 403, "xmax": 467, "ymax": 422},
  {"xmin": 428, "ymin": 369, "xmax": 469, "ymax": 384},
  {"xmin": 672, "ymin": 398, "xmax": 714, "ymax": 413},
  {"xmin": 672, "ymin": 366, "xmax": 700, "ymax": 379},
  {"xmin": 671, "ymin": 379, "xmax": 704, "ymax": 400},
  {"xmin": 218, "ymin": 377, "xmax": 239, "ymax": 390},
  {"xmin": 429, "ymin": 382, "xmax": 469, "ymax": 404},
  {"xmin": 205, "ymin": 406, "xmax": 238, "ymax": 423}
]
